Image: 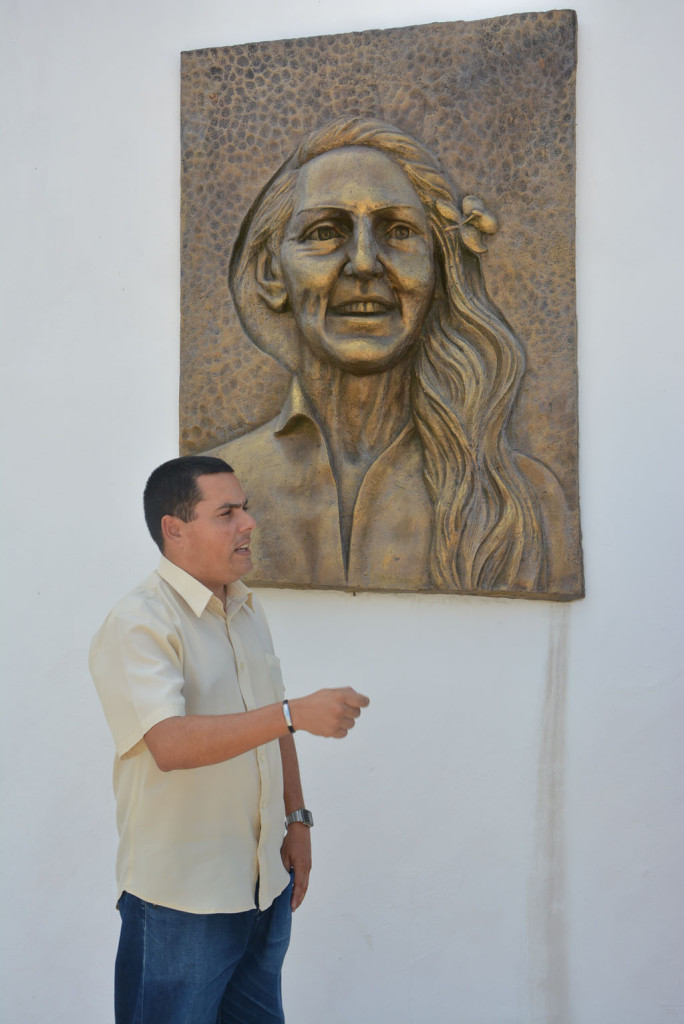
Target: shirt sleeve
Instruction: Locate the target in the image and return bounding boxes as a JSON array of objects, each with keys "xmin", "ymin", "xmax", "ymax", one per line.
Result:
[{"xmin": 89, "ymin": 610, "xmax": 186, "ymax": 759}]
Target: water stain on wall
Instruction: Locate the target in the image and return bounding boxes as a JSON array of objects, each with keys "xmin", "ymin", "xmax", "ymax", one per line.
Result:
[{"xmin": 528, "ymin": 604, "xmax": 570, "ymax": 1023}]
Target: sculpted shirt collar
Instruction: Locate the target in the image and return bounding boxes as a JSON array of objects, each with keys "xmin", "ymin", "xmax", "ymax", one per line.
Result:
[
  {"xmin": 274, "ymin": 378, "xmax": 315, "ymax": 435},
  {"xmin": 274, "ymin": 376, "xmax": 414, "ymax": 445},
  {"xmin": 157, "ymin": 554, "xmax": 254, "ymax": 619}
]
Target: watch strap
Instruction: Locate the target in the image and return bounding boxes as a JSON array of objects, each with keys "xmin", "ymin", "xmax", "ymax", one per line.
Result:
[{"xmin": 285, "ymin": 808, "xmax": 314, "ymax": 828}]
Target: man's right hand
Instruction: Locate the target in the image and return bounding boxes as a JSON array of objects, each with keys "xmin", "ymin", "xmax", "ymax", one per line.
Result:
[{"xmin": 290, "ymin": 688, "xmax": 370, "ymax": 738}]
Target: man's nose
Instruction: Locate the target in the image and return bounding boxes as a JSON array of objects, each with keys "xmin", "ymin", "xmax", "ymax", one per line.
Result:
[
  {"xmin": 240, "ymin": 508, "xmax": 257, "ymax": 531},
  {"xmin": 345, "ymin": 218, "xmax": 382, "ymax": 279}
]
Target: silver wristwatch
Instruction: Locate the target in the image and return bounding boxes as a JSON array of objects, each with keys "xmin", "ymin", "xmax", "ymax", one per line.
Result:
[{"xmin": 285, "ymin": 808, "xmax": 314, "ymax": 828}]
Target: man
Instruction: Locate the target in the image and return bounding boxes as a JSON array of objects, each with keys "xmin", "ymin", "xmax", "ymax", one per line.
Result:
[{"xmin": 90, "ymin": 455, "xmax": 369, "ymax": 1024}]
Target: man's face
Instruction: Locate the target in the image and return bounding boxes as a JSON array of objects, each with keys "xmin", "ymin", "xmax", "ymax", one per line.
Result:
[
  {"xmin": 169, "ymin": 473, "xmax": 255, "ymax": 598},
  {"xmin": 278, "ymin": 146, "xmax": 435, "ymax": 375}
]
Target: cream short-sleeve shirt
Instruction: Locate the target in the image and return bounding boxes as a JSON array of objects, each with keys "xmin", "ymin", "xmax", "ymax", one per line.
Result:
[{"xmin": 90, "ymin": 557, "xmax": 290, "ymax": 913}]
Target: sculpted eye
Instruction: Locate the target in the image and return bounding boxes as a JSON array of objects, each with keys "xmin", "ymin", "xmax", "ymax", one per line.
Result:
[
  {"xmin": 307, "ymin": 224, "xmax": 343, "ymax": 242},
  {"xmin": 387, "ymin": 223, "xmax": 413, "ymax": 240}
]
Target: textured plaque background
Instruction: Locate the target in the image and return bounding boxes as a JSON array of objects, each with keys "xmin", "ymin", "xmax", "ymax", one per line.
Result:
[{"xmin": 180, "ymin": 10, "xmax": 581, "ymax": 586}]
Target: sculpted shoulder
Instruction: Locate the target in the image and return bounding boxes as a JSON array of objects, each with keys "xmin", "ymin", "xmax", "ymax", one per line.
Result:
[
  {"xmin": 515, "ymin": 452, "xmax": 567, "ymax": 513},
  {"xmin": 514, "ymin": 452, "xmax": 583, "ymax": 597},
  {"xmin": 206, "ymin": 418, "xmax": 290, "ymax": 502},
  {"xmin": 207, "ymin": 417, "xmax": 282, "ymax": 472},
  {"xmin": 206, "ymin": 411, "xmax": 329, "ymax": 501}
]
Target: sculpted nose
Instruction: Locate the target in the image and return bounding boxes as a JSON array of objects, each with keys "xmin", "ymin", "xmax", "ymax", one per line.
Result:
[{"xmin": 344, "ymin": 219, "xmax": 382, "ymax": 278}]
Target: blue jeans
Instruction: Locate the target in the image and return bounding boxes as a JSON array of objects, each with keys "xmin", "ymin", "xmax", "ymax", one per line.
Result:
[{"xmin": 115, "ymin": 877, "xmax": 293, "ymax": 1024}]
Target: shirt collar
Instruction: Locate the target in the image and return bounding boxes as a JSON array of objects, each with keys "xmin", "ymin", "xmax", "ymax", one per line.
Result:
[{"xmin": 157, "ymin": 555, "xmax": 253, "ymax": 618}]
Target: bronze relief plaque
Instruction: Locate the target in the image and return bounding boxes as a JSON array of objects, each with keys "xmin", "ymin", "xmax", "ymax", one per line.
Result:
[{"xmin": 180, "ymin": 11, "xmax": 583, "ymax": 599}]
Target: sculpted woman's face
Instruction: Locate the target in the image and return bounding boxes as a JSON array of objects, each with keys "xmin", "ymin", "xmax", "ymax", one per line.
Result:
[{"xmin": 274, "ymin": 146, "xmax": 435, "ymax": 375}]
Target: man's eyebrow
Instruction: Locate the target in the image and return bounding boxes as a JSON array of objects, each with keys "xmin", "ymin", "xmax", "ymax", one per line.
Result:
[{"xmin": 216, "ymin": 500, "xmax": 248, "ymax": 511}]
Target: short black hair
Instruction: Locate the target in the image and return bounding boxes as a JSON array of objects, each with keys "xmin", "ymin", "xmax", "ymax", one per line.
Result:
[{"xmin": 143, "ymin": 456, "xmax": 234, "ymax": 552}]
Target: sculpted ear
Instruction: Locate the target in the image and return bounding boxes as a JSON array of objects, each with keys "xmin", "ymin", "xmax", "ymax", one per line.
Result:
[{"xmin": 255, "ymin": 246, "xmax": 289, "ymax": 313}]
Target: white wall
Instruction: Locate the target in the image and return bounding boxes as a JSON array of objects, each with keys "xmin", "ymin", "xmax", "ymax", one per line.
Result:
[{"xmin": 2, "ymin": 1, "xmax": 683, "ymax": 1022}]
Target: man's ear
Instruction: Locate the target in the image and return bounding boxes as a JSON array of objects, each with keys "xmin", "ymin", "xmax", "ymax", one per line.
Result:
[
  {"xmin": 161, "ymin": 514, "xmax": 184, "ymax": 550},
  {"xmin": 255, "ymin": 246, "xmax": 289, "ymax": 312}
]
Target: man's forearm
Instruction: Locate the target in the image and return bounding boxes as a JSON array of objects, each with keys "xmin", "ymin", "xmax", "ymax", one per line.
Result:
[
  {"xmin": 145, "ymin": 702, "xmax": 289, "ymax": 771},
  {"xmin": 144, "ymin": 685, "xmax": 370, "ymax": 772}
]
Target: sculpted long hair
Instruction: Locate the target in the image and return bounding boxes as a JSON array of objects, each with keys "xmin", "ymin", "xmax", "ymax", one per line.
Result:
[{"xmin": 231, "ymin": 116, "xmax": 546, "ymax": 592}]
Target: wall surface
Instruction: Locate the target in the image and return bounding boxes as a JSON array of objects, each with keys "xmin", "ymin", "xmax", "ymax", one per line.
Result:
[{"xmin": 1, "ymin": 1, "xmax": 682, "ymax": 1022}]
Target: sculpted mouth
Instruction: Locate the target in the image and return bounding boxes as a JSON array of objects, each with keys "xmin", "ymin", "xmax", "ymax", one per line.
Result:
[{"xmin": 331, "ymin": 300, "xmax": 394, "ymax": 316}]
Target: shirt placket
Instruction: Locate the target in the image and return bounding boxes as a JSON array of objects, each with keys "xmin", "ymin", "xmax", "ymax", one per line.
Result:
[{"xmin": 225, "ymin": 610, "xmax": 272, "ymax": 901}]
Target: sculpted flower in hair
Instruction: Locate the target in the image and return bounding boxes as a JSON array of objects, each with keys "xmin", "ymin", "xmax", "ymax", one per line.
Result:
[
  {"xmin": 437, "ymin": 195, "xmax": 499, "ymax": 254},
  {"xmin": 208, "ymin": 116, "xmax": 572, "ymax": 596}
]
